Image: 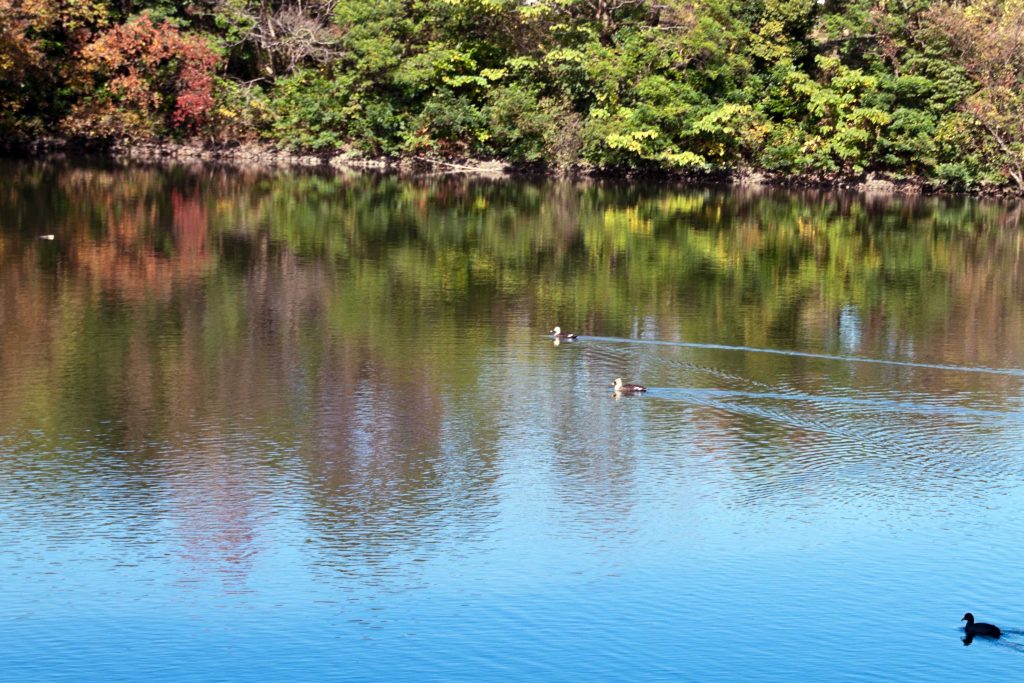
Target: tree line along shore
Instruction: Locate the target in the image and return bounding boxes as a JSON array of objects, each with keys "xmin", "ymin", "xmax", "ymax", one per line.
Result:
[{"xmin": 2, "ymin": 0, "xmax": 1023, "ymax": 194}]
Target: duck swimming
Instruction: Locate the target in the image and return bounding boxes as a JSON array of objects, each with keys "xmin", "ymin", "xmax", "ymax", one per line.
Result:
[
  {"xmin": 550, "ymin": 326, "xmax": 578, "ymax": 340},
  {"xmin": 962, "ymin": 613, "xmax": 1001, "ymax": 638},
  {"xmin": 612, "ymin": 378, "xmax": 647, "ymax": 394}
]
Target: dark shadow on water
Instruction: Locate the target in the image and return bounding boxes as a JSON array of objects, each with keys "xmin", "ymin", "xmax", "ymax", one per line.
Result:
[{"xmin": 963, "ymin": 628, "xmax": 1024, "ymax": 653}]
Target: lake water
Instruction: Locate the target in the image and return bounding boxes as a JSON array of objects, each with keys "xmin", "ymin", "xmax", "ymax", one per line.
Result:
[{"xmin": 2, "ymin": 159, "xmax": 1024, "ymax": 680}]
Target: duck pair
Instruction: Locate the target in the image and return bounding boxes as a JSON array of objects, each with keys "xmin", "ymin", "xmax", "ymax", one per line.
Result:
[{"xmin": 549, "ymin": 326, "xmax": 646, "ymax": 394}]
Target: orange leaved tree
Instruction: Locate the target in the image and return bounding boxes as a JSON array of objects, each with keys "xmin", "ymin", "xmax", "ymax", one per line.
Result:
[{"xmin": 65, "ymin": 14, "xmax": 220, "ymax": 139}]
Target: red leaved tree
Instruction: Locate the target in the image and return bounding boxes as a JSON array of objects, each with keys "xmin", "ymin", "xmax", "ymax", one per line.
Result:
[{"xmin": 66, "ymin": 14, "xmax": 220, "ymax": 138}]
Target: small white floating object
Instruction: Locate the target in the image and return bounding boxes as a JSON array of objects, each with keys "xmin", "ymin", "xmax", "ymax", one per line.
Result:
[{"xmin": 39, "ymin": 234, "xmax": 55, "ymax": 240}]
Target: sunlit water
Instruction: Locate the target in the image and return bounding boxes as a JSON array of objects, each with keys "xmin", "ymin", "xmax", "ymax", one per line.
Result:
[{"xmin": 2, "ymin": 159, "xmax": 1024, "ymax": 680}]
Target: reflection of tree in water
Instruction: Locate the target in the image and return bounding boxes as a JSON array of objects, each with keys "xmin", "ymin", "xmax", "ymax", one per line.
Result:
[
  {"xmin": 299, "ymin": 343, "xmax": 504, "ymax": 583},
  {"xmin": 3, "ymin": 161, "xmax": 1024, "ymax": 576},
  {"xmin": 545, "ymin": 346, "xmax": 639, "ymax": 545},
  {"xmin": 165, "ymin": 432, "xmax": 263, "ymax": 593}
]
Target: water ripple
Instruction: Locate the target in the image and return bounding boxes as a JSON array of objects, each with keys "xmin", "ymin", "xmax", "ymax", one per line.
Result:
[{"xmin": 583, "ymin": 335, "xmax": 1024, "ymax": 377}]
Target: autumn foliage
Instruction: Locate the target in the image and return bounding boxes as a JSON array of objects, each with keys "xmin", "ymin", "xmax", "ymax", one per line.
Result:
[
  {"xmin": 66, "ymin": 14, "xmax": 219, "ymax": 138},
  {"xmin": 0, "ymin": 0, "xmax": 48, "ymax": 130},
  {"xmin": 4, "ymin": 0, "xmax": 1024, "ymax": 191}
]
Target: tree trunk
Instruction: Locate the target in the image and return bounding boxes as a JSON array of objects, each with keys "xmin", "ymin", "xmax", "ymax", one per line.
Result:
[{"xmin": 595, "ymin": 0, "xmax": 615, "ymax": 44}]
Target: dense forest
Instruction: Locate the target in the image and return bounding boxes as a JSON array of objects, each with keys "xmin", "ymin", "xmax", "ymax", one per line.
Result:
[{"xmin": 2, "ymin": 0, "xmax": 1023, "ymax": 190}]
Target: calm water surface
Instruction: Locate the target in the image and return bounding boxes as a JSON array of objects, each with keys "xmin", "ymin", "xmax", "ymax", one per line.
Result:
[{"xmin": 2, "ymin": 159, "xmax": 1024, "ymax": 680}]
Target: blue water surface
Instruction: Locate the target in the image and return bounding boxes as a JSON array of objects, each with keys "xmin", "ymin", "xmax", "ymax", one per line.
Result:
[{"xmin": 2, "ymin": 160, "xmax": 1024, "ymax": 680}]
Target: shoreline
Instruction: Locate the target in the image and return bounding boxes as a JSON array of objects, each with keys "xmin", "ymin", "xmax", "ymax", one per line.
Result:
[{"xmin": 5, "ymin": 137, "xmax": 1020, "ymax": 198}]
